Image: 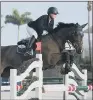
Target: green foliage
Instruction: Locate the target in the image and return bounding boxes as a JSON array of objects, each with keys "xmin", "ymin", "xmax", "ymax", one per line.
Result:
[
  {"xmin": 5, "ymin": 15, "xmax": 20, "ymax": 25},
  {"xmin": 5, "ymin": 9, "xmax": 33, "ymax": 26},
  {"xmin": 5, "ymin": 9, "xmax": 33, "ymax": 41}
]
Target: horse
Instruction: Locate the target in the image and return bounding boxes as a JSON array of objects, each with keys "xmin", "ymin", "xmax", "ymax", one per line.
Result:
[{"xmin": 0, "ymin": 22, "xmax": 87, "ymax": 79}]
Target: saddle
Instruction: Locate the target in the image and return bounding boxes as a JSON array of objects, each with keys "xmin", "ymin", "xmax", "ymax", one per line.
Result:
[
  {"xmin": 17, "ymin": 39, "xmax": 34, "ymax": 56},
  {"xmin": 17, "ymin": 39, "xmax": 41, "ymax": 56}
]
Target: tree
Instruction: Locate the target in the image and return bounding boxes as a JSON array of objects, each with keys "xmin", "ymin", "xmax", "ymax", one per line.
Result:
[{"xmin": 5, "ymin": 9, "xmax": 33, "ymax": 41}]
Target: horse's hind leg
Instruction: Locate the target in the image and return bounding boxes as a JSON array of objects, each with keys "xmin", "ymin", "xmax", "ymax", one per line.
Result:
[
  {"xmin": 1, "ymin": 66, "xmax": 13, "ymax": 78},
  {"xmin": 0, "ymin": 66, "xmax": 4, "ymax": 77}
]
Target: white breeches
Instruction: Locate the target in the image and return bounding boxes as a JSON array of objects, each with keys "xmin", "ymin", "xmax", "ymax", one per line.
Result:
[{"xmin": 26, "ymin": 25, "xmax": 38, "ymax": 39}]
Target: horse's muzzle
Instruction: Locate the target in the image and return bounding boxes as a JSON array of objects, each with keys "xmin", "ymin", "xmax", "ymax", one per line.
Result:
[{"xmin": 73, "ymin": 43, "xmax": 83, "ymax": 54}]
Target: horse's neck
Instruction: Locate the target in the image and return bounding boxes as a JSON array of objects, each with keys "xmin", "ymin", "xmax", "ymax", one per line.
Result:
[
  {"xmin": 51, "ymin": 32, "xmax": 66, "ymax": 51},
  {"xmin": 54, "ymin": 30, "xmax": 67, "ymax": 41}
]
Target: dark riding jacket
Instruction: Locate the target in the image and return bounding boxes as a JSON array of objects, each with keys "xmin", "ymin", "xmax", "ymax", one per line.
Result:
[{"xmin": 28, "ymin": 15, "xmax": 54, "ymax": 39}]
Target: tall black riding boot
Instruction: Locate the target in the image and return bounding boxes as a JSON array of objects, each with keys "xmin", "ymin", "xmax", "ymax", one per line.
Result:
[
  {"xmin": 25, "ymin": 36, "xmax": 36, "ymax": 56},
  {"xmin": 17, "ymin": 39, "xmax": 28, "ymax": 45}
]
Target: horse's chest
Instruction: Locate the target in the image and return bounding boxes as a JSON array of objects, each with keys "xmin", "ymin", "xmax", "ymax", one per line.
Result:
[{"xmin": 43, "ymin": 39, "xmax": 60, "ymax": 53}]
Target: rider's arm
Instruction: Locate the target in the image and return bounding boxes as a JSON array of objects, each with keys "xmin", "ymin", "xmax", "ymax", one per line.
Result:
[{"xmin": 36, "ymin": 15, "xmax": 47, "ymax": 38}]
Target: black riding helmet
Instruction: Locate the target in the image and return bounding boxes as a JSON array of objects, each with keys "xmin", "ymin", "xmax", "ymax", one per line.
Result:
[{"xmin": 47, "ymin": 7, "xmax": 59, "ymax": 15}]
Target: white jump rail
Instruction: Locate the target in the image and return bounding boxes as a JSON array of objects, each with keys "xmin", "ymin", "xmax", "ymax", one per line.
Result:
[
  {"xmin": 10, "ymin": 54, "xmax": 43, "ymax": 100},
  {"xmin": 63, "ymin": 64, "xmax": 87, "ymax": 100},
  {"xmin": 63, "ymin": 42, "xmax": 88, "ymax": 100},
  {"xmin": 71, "ymin": 63, "xmax": 87, "ymax": 80}
]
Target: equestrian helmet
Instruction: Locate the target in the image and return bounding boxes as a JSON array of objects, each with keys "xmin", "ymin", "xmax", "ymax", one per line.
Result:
[{"xmin": 47, "ymin": 7, "xmax": 59, "ymax": 15}]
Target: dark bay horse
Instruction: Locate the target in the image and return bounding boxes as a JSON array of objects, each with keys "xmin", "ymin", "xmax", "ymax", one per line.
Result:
[{"xmin": 0, "ymin": 22, "xmax": 87, "ymax": 78}]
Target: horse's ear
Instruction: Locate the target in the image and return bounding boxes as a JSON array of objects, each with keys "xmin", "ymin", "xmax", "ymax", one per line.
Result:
[
  {"xmin": 81, "ymin": 23, "xmax": 88, "ymax": 28},
  {"xmin": 76, "ymin": 23, "xmax": 78, "ymax": 26}
]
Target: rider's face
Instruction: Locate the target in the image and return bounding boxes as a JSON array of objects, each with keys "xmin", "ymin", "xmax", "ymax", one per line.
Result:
[{"xmin": 50, "ymin": 14, "xmax": 57, "ymax": 19}]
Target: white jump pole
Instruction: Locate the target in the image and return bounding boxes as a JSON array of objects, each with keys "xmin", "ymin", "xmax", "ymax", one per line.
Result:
[
  {"xmin": 10, "ymin": 69, "xmax": 17, "ymax": 99},
  {"xmin": 35, "ymin": 42, "xmax": 43, "ymax": 100}
]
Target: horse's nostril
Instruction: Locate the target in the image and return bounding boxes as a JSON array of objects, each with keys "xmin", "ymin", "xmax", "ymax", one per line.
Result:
[
  {"xmin": 77, "ymin": 49, "xmax": 83, "ymax": 54},
  {"xmin": 81, "ymin": 49, "xmax": 83, "ymax": 53}
]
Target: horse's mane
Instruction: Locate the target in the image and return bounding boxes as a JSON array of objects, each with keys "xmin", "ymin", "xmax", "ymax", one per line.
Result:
[
  {"xmin": 54, "ymin": 22, "xmax": 76, "ymax": 32},
  {"xmin": 42, "ymin": 22, "xmax": 77, "ymax": 38}
]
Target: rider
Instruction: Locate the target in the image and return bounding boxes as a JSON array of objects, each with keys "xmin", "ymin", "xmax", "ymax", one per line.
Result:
[{"xmin": 17, "ymin": 7, "xmax": 59, "ymax": 55}]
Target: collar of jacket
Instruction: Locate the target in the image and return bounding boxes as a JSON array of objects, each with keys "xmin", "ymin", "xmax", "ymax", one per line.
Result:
[{"xmin": 47, "ymin": 15, "xmax": 54, "ymax": 24}]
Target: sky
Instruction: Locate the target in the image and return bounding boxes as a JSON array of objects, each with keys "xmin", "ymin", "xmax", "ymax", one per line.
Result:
[{"xmin": 1, "ymin": 1, "xmax": 92, "ymax": 47}]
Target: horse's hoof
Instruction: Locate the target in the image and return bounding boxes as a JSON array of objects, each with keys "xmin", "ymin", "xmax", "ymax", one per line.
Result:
[
  {"xmin": 60, "ymin": 67, "xmax": 66, "ymax": 75},
  {"xmin": 60, "ymin": 67, "xmax": 72, "ymax": 75}
]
